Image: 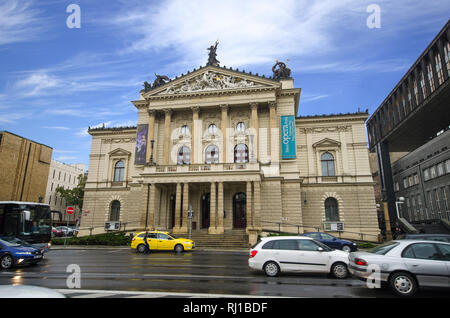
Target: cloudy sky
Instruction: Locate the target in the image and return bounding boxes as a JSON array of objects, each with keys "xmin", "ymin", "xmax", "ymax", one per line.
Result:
[{"xmin": 0, "ymin": 0, "xmax": 449, "ymax": 168}]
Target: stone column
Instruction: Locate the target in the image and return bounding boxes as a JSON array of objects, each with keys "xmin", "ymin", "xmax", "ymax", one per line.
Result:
[
  {"xmin": 146, "ymin": 109, "xmax": 156, "ymax": 164},
  {"xmin": 163, "ymin": 109, "xmax": 172, "ymax": 165},
  {"xmin": 250, "ymin": 102, "xmax": 259, "ymax": 162},
  {"xmin": 180, "ymin": 183, "xmax": 189, "ymax": 233},
  {"xmin": 216, "ymin": 182, "xmax": 224, "ymax": 234},
  {"xmin": 139, "ymin": 184, "xmax": 149, "ymax": 229},
  {"xmin": 208, "ymin": 182, "xmax": 217, "ymax": 234},
  {"xmin": 268, "ymin": 101, "xmax": 277, "ymax": 161},
  {"xmin": 191, "ymin": 107, "xmax": 200, "ymax": 164},
  {"xmin": 246, "ymin": 181, "xmax": 253, "ymax": 229},
  {"xmin": 253, "ymin": 181, "xmax": 261, "ymax": 229},
  {"xmin": 173, "ymin": 183, "xmax": 182, "ymax": 232},
  {"xmin": 220, "ymin": 104, "xmax": 228, "ymax": 163},
  {"xmin": 147, "ymin": 183, "xmax": 157, "ymax": 230}
]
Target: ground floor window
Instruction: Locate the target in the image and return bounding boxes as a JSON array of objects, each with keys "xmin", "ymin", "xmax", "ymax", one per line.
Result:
[
  {"xmin": 110, "ymin": 200, "xmax": 121, "ymax": 221},
  {"xmin": 325, "ymin": 197, "xmax": 339, "ymax": 221}
]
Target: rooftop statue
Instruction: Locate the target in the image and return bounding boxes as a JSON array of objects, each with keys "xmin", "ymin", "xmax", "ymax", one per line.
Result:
[
  {"xmin": 272, "ymin": 60, "xmax": 292, "ymax": 80},
  {"xmin": 152, "ymin": 73, "xmax": 170, "ymax": 89},
  {"xmin": 207, "ymin": 40, "xmax": 220, "ymax": 67}
]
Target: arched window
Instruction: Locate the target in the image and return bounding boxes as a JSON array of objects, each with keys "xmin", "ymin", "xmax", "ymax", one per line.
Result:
[
  {"xmin": 180, "ymin": 125, "xmax": 190, "ymax": 137},
  {"xmin": 114, "ymin": 161, "xmax": 125, "ymax": 181},
  {"xmin": 110, "ymin": 200, "xmax": 121, "ymax": 221},
  {"xmin": 205, "ymin": 144, "xmax": 219, "ymax": 164},
  {"xmin": 234, "ymin": 144, "xmax": 248, "ymax": 163},
  {"xmin": 321, "ymin": 152, "xmax": 335, "ymax": 176},
  {"xmin": 236, "ymin": 122, "xmax": 245, "ymax": 132},
  {"xmin": 325, "ymin": 198, "xmax": 339, "ymax": 222},
  {"xmin": 177, "ymin": 146, "xmax": 191, "ymax": 165},
  {"xmin": 208, "ymin": 124, "xmax": 217, "ymax": 135}
]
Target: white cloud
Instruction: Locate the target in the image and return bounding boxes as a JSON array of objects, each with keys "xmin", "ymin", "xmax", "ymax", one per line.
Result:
[
  {"xmin": 112, "ymin": 0, "xmax": 357, "ymax": 69},
  {"xmin": 0, "ymin": 0, "xmax": 43, "ymax": 46}
]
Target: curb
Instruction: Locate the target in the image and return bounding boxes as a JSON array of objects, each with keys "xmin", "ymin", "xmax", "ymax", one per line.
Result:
[{"xmin": 49, "ymin": 246, "xmax": 249, "ymax": 254}]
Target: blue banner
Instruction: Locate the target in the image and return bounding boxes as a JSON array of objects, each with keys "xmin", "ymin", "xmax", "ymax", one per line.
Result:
[{"xmin": 281, "ymin": 116, "xmax": 296, "ymax": 159}]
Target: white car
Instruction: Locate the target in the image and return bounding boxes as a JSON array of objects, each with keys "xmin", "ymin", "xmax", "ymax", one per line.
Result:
[
  {"xmin": 248, "ymin": 236, "xmax": 350, "ymax": 278},
  {"xmin": 349, "ymin": 240, "xmax": 450, "ymax": 297}
]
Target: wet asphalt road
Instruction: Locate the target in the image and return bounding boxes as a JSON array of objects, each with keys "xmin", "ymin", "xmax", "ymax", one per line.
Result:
[{"xmin": 1, "ymin": 248, "xmax": 449, "ymax": 298}]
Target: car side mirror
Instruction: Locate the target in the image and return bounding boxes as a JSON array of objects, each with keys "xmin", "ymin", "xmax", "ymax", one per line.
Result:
[
  {"xmin": 332, "ymin": 238, "xmax": 337, "ymax": 241},
  {"xmin": 317, "ymin": 247, "xmax": 324, "ymax": 252}
]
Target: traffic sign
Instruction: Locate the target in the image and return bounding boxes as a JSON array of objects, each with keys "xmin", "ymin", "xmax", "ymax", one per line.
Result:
[{"xmin": 66, "ymin": 206, "xmax": 75, "ymax": 215}]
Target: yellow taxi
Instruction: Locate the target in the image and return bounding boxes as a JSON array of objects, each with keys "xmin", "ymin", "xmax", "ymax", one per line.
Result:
[{"xmin": 131, "ymin": 231, "xmax": 195, "ymax": 253}]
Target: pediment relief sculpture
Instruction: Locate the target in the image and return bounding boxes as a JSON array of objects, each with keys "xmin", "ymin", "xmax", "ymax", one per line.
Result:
[{"xmin": 160, "ymin": 71, "xmax": 264, "ymax": 95}]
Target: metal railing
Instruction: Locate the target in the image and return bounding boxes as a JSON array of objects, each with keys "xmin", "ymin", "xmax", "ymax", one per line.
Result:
[{"xmin": 260, "ymin": 221, "xmax": 380, "ymax": 242}]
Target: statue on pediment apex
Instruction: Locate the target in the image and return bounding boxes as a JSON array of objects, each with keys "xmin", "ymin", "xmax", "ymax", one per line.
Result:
[{"xmin": 207, "ymin": 40, "xmax": 220, "ymax": 67}]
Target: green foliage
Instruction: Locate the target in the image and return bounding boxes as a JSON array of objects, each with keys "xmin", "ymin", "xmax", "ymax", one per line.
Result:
[
  {"xmin": 55, "ymin": 174, "xmax": 86, "ymax": 211},
  {"xmin": 52, "ymin": 232, "xmax": 132, "ymax": 246}
]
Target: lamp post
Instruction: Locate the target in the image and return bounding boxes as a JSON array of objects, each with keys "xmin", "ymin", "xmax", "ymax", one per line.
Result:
[{"xmin": 395, "ymin": 196, "xmax": 405, "ymax": 221}]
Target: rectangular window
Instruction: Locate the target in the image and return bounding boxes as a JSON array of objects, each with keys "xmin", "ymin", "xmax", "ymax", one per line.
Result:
[
  {"xmin": 434, "ymin": 189, "xmax": 441, "ymax": 218},
  {"xmin": 437, "ymin": 163, "xmax": 444, "ymax": 176},
  {"xmin": 411, "ymin": 196, "xmax": 417, "ymax": 221},
  {"xmin": 441, "ymin": 187, "xmax": 449, "ymax": 212},
  {"xmin": 444, "ymin": 42, "xmax": 450, "ymax": 76},
  {"xmin": 413, "ymin": 80, "xmax": 419, "ymax": 105},
  {"xmin": 414, "ymin": 173, "xmax": 419, "ymax": 185},
  {"xmin": 403, "ymin": 177, "xmax": 409, "ymax": 188},
  {"xmin": 409, "ymin": 175, "xmax": 414, "ymax": 187},
  {"xmin": 417, "ymin": 194, "xmax": 423, "ymax": 220},
  {"xmin": 394, "ymin": 182, "xmax": 400, "ymax": 192},
  {"xmin": 427, "ymin": 63, "xmax": 435, "ymax": 92},
  {"xmin": 423, "ymin": 168, "xmax": 430, "ymax": 181},
  {"xmin": 406, "ymin": 197, "xmax": 411, "ymax": 220},
  {"xmin": 420, "ymin": 71, "xmax": 427, "ymax": 99},
  {"xmin": 435, "ymin": 53, "xmax": 444, "ymax": 85},
  {"xmin": 445, "ymin": 159, "xmax": 450, "ymax": 174},
  {"xmin": 430, "ymin": 166, "xmax": 437, "ymax": 179}
]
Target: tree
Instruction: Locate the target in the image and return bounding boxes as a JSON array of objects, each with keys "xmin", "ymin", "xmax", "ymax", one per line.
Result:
[{"xmin": 55, "ymin": 174, "xmax": 87, "ymax": 214}]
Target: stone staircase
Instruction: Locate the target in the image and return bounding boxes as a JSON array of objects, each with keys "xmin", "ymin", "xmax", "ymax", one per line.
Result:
[
  {"xmin": 178, "ymin": 229, "xmax": 250, "ymax": 249},
  {"xmin": 411, "ymin": 220, "xmax": 450, "ymax": 234}
]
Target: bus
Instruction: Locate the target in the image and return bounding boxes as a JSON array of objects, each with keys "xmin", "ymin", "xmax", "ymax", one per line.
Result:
[{"xmin": 0, "ymin": 202, "xmax": 52, "ymax": 251}]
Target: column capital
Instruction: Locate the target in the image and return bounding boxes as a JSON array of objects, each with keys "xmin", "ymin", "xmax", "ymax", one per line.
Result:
[
  {"xmin": 250, "ymin": 102, "xmax": 258, "ymax": 110},
  {"xmin": 163, "ymin": 108, "xmax": 173, "ymax": 115},
  {"xmin": 148, "ymin": 109, "xmax": 157, "ymax": 116},
  {"xmin": 268, "ymin": 101, "xmax": 277, "ymax": 109},
  {"xmin": 191, "ymin": 106, "xmax": 200, "ymax": 114},
  {"xmin": 220, "ymin": 104, "xmax": 229, "ymax": 111}
]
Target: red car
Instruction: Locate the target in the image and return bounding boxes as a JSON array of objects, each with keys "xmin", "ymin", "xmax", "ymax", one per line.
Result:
[{"xmin": 52, "ymin": 227, "xmax": 63, "ymax": 237}]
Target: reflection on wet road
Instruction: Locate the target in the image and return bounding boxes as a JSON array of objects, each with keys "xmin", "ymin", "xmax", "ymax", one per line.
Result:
[{"xmin": 1, "ymin": 249, "xmax": 449, "ymax": 298}]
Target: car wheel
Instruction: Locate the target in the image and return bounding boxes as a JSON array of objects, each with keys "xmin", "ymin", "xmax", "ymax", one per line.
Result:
[
  {"xmin": 331, "ymin": 262, "xmax": 348, "ymax": 279},
  {"xmin": 174, "ymin": 244, "xmax": 184, "ymax": 253},
  {"xmin": 263, "ymin": 261, "xmax": 280, "ymax": 277},
  {"xmin": 1, "ymin": 254, "xmax": 14, "ymax": 270},
  {"xmin": 342, "ymin": 245, "xmax": 352, "ymax": 253},
  {"xmin": 137, "ymin": 244, "xmax": 147, "ymax": 253},
  {"xmin": 389, "ymin": 272, "xmax": 417, "ymax": 297}
]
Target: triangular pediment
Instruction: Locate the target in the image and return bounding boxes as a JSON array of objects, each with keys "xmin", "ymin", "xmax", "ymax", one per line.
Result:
[
  {"xmin": 108, "ymin": 148, "xmax": 132, "ymax": 157},
  {"xmin": 143, "ymin": 65, "xmax": 280, "ymax": 97},
  {"xmin": 312, "ymin": 138, "xmax": 341, "ymax": 148}
]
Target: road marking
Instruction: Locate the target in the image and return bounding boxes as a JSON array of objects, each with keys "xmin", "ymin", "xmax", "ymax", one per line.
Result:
[{"xmin": 58, "ymin": 289, "xmax": 284, "ymax": 298}]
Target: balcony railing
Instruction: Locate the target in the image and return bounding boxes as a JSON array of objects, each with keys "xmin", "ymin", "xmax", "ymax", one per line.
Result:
[{"xmin": 144, "ymin": 162, "xmax": 260, "ymax": 174}]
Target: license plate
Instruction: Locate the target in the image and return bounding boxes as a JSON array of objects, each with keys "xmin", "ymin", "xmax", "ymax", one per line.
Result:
[{"xmin": 34, "ymin": 255, "xmax": 42, "ymax": 259}]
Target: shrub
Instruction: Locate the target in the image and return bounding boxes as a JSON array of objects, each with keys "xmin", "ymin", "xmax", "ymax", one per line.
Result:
[{"xmin": 52, "ymin": 232, "xmax": 133, "ymax": 246}]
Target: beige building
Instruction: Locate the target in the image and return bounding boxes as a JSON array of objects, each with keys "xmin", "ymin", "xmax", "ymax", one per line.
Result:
[
  {"xmin": 45, "ymin": 160, "xmax": 85, "ymax": 223},
  {"xmin": 80, "ymin": 63, "xmax": 380, "ymax": 244},
  {"xmin": 0, "ymin": 131, "xmax": 52, "ymax": 203}
]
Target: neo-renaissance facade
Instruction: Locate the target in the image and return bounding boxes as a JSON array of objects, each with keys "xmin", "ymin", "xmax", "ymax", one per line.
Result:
[{"xmin": 80, "ymin": 52, "xmax": 380, "ymax": 244}]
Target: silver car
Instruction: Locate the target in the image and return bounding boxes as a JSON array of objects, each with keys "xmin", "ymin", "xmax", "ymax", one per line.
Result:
[{"xmin": 349, "ymin": 240, "xmax": 450, "ymax": 297}]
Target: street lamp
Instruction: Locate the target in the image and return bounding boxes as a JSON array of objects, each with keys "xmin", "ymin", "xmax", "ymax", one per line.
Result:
[{"xmin": 395, "ymin": 197, "xmax": 405, "ymax": 220}]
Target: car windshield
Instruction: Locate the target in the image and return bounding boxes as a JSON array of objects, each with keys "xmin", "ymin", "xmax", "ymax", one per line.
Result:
[
  {"xmin": 368, "ymin": 241, "xmax": 400, "ymax": 255},
  {"xmin": 0, "ymin": 236, "xmax": 29, "ymax": 246},
  {"xmin": 0, "ymin": 238, "xmax": 21, "ymax": 247}
]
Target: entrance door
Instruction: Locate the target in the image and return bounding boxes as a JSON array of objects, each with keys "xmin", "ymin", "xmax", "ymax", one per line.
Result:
[
  {"xmin": 201, "ymin": 193, "xmax": 210, "ymax": 229},
  {"xmin": 233, "ymin": 192, "xmax": 246, "ymax": 228}
]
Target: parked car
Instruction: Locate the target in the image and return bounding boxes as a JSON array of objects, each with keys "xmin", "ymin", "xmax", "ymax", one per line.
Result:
[
  {"xmin": 0, "ymin": 236, "xmax": 50, "ymax": 254},
  {"xmin": 248, "ymin": 236, "xmax": 350, "ymax": 279},
  {"xmin": 52, "ymin": 227, "xmax": 63, "ymax": 237},
  {"xmin": 131, "ymin": 231, "xmax": 195, "ymax": 253},
  {"xmin": 0, "ymin": 238, "xmax": 43, "ymax": 270},
  {"xmin": 396, "ymin": 233, "xmax": 450, "ymax": 243},
  {"xmin": 56, "ymin": 226, "xmax": 75, "ymax": 237},
  {"xmin": 349, "ymin": 240, "xmax": 450, "ymax": 297},
  {"xmin": 302, "ymin": 232, "xmax": 358, "ymax": 252}
]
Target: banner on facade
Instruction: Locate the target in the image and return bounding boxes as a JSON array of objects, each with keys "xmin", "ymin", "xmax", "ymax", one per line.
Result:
[
  {"xmin": 280, "ymin": 115, "xmax": 296, "ymax": 159},
  {"xmin": 134, "ymin": 124, "xmax": 148, "ymax": 165}
]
